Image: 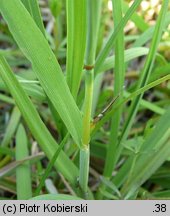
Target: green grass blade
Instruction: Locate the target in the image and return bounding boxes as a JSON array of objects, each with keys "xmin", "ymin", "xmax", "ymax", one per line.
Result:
[
  {"xmin": 150, "ymin": 63, "xmax": 170, "ymax": 82},
  {"xmin": 66, "ymin": 0, "xmax": 87, "ymax": 98},
  {"xmin": 103, "ymin": 0, "xmax": 125, "ymax": 177},
  {"xmin": 121, "ymin": 108, "xmax": 170, "ymax": 198},
  {"xmin": 0, "ymin": 75, "xmax": 46, "ymax": 102},
  {"xmin": 124, "ymin": 91, "xmax": 165, "ymax": 115},
  {"xmin": 0, "ymin": 0, "xmax": 82, "ymax": 146},
  {"xmin": 98, "ymin": 47, "xmax": 149, "ymax": 74},
  {"xmin": 0, "ymin": 153, "xmax": 44, "ymax": 178},
  {"xmin": 133, "ymin": 12, "xmax": 170, "ymax": 48},
  {"xmin": 100, "ymin": 176, "xmax": 121, "ymax": 198},
  {"xmin": 0, "ymin": 55, "xmax": 79, "ymax": 186},
  {"xmin": 0, "ymin": 179, "xmax": 16, "ymax": 195},
  {"xmin": 0, "ymin": 147, "xmax": 14, "ymax": 158},
  {"xmin": 0, "ymin": 93, "xmax": 14, "ymax": 104},
  {"xmin": 153, "ymin": 190, "xmax": 170, "ymax": 198},
  {"xmin": 119, "ymin": 0, "xmax": 169, "ymax": 148},
  {"xmin": 1, "ymin": 106, "xmax": 21, "ymax": 148},
  {"xmin": 35, "ymin": 134, "xmax": 69, "ymax": 196},
  {"xmin": 66, "ymin": 0, "xmax": 74, "ymax": 90},
  {"xmin": 92, "ymin": 74, "xmax": 170, "ymax": 135},
  {"xmin": 20, "ymin": 0, "xmax": 45, "ymax": 35},
  {"xmin": 16, "ymin": 124, "xmax": 32, "ymax": 200},
  {"xmin": 94, "ymin": 0, "xmax": 142, "ymax": 74},
  {"xmin": 122, "ymin": 0, "xmax": 149, "ymax": 32}
]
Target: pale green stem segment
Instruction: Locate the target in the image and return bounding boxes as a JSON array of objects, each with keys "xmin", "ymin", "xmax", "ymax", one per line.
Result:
[
  {"xmin": 79, "ymin": 0, "xmax": 102, "ymax": 198},
  {"xmin": 82, "ymin": 70, "xmax": 94, "ymax": 147},
  {"xmin": 79, "ymin": 146, "xmax": 90, "ymax": 199},
  {"xmin": 80, "ymin": 69, "xmax": 94, "ymax": 198},
  {"xmin": 16, "ymin": 124, "xmax": 32, "ymax": 200}
]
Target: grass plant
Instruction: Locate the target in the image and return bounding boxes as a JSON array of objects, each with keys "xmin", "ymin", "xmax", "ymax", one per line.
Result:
[{"xmin": 0, "ymin": 0, "xmax": 170, "ymax": 200}]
